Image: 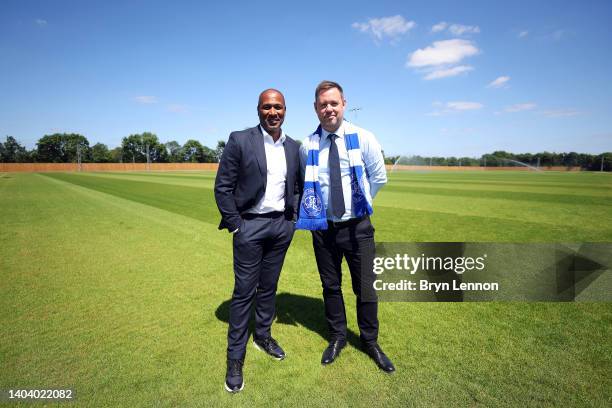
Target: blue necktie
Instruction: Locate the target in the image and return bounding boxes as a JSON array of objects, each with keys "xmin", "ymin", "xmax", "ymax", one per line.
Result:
[{"xmin": 328, "ymin": 134, "xmax": 345, "ymax": 218}]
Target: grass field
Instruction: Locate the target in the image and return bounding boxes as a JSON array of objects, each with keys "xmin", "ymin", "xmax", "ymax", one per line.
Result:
[{"xmin": 1, "ymin": 170, "xmax": 611, "ymax": 407}]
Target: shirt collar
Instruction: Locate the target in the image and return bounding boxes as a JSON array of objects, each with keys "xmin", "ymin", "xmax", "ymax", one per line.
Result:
[
  {"xmin": 259, "ymin": 125, "xmax": 286, "ymax": 144},
  {"xmin": 321, "ymin": 121, "xmax": 345, "ymax": 140}
]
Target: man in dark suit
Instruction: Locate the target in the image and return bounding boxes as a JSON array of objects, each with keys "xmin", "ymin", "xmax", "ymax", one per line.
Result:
[
  {"xmin": 214, "ymin": 89, "xmax": 300, "ymax": 393},
  {"xmin": 298, "ymin": 81, "xmax": 395, "ymax": 373}
]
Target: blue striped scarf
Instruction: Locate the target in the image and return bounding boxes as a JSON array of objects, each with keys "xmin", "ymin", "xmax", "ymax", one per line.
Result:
[{"xmin": 296, "ymin": 123, "xmax": 373, "ymax": 231}]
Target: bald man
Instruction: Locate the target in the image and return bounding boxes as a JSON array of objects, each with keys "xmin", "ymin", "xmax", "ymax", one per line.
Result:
[{"xmin": 214, "ymin": 89, "xmax": 301, "ymax": 393}]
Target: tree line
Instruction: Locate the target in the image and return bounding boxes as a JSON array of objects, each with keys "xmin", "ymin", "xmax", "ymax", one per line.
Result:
[
  {"xmin": 1, "ymin": 134, "xmax": 610, "ymax": 171},
  {"xmin": 0, "ymin": 133, "xmax": 225, "ymax": 164},
  {"xmin": 384, "ymin": 150, "xmax": 612, "ymax": 171}
]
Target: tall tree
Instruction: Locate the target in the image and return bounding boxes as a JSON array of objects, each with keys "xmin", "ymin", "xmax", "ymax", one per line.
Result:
[
  {"xmin": 182, "ymin": 139, "xmax": 205, "ymax": 162},
  {"xmin": 1, "ymin": 136, "xmax": 28, "ymax": 162},
  {"xmin": 91, "ymin": 143, "xmax": 111, "ymax": 163},
  {"xmin": 121, "ymin": 134, "xmax": 143, "ymax": 163},
  {"xmin": 142, "ymin": 132, "xmax": 167, "ymax": 162},
  {"xmin": 36, "ymin": 133, "xmax": 90, "ymax": 163},
  {"xmin": 596, "ymin": 153, "xmax": 612, "ymax": 171},
  {"xmin": 121, "ymin": 132, "xmax": 167, "ymax": 163},
  {"xmin": 165, "ymin": 140, "xmax": 182, "ymax": 162},
  {"xmin": 109, "ymin": 147, "xmax": 123, "ymax": 163},
  {"xmin": 202, "ymin": 146, "xmax": 217, "ymax": 163}
]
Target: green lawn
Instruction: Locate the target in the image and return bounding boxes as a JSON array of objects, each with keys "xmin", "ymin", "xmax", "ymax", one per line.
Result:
[{"xmin": 1, "ymin": 170, "xmax": 610, "ymax": 407}]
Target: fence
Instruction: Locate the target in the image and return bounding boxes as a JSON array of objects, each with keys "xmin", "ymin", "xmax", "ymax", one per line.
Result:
[
  {"xmin": 0, "ymin": 163, "xmax": 219, "ymax": 172},
  {"xmin": 387, "ymin": 165, "xmax": 583, "ymax": 172},
  {"xmin": 0, "ymin": 163, "xmax": 584, "ymax": 173}
]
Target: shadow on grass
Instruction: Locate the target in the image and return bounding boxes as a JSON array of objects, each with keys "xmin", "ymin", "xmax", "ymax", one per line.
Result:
[{"xmin": 215, "ymin": 292, "xmax": 363, "ymax": 351}]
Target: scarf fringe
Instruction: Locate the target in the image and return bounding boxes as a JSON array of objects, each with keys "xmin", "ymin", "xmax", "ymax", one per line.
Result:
[{"xmin": 295, "ymin": 217, "xmax": 328, "ymax": 230}]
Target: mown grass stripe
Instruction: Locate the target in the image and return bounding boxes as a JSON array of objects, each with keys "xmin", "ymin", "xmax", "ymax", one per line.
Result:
[
  {"xmin": 44, "ymin": 172, "xmax": 220, "ymax": 224},
  {"xmin": 376, "ymin": 189, "xmax": 611, "ymax": 231},
  {"xmin": 98, "ymin": 171, "xmax": 218, "ymax": 181},
  {"xmin": 388, "ymin": 171, "xmax": 612, "ymax": 187},
  {"xmin": 373, "ymin": 205, "xmax": 612, "ymax": 242},
  {"xmin": 69, "ymin": 172, "xmax": 215, "ymax": 189},
  {"xmin": 382, "ymin": 184, "xmax": 611, "ymax": 206},
  {"xmin": 388, "ymin": 178, "xmax": 612, "ymax": 193}
]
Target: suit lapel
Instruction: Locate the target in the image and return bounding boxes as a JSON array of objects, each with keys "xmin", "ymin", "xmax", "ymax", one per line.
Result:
[
  {"xmin": 250, "ymin": 126, "xmax": 267, "ymax": 179},
  {"xmin": 283, "ymin": 138, "xmax": 292, "ymax": 174},
  {"xmin": 283, "ymin": 138, "xmax": 291, "ymax": 202},
  {"xmin": 283, "ymin": 137, "xmax": 296, "ymax": 207}
]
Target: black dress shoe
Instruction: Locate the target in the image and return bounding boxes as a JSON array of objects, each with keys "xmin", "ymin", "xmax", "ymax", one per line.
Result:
[
  {"xmin": 253, "ymin": 336, "xmax": 286, "ymax": 360},
  {"xmin": 224, "ymin": 358, "xmax": 244, "ymax": 393},
  {"xmin": 364, "ymin": 343, "xmax": 395, "ymax": 373},
  {"xmin": 321, "ymin": 339, "xmax": 346, "ymax": 365}
]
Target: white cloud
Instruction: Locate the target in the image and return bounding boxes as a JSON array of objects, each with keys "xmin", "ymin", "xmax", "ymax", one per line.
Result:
[
  {"xmin": 446, "ymin": 101, "xmax": 483, "ymax": 111},
  {"xmin": 424, "ymin": 65, "xmax": 473, "ymax": 80},
  {"xmin": 407, "ymin": 39, "xmax": 480, "ymax": 80},
  {"xmin": 352, "ymin": 15, "xmax": 416, "ymax": 41},
  {"xmin": 407, "ymin": 39, "xmax": 480, "ymax": 67},
  {"xmin": 518, "ymin": 30, "xmax": 529, "ymax": 38},
  {"xmin": 541, "ymin": 108, "xmax": 581, "ymax": 117},
  {"xmin": 35, "ymin": 19, "xmax": 47, "ymax": 26},
  {"xmin": 431, "ymin": 22, "xmax": 480, "ymax": 36},
  {"xmin": 448, "ymin": 24, "xmax": 480, "ymax": 36},
  {"xmin": 429, "ymin": 101, "xmax": 483, "ymax": 115},
  {"xmin": 134, "ymin": 96, "xmax": 158, "ymax": 104},
  {"xmin": 488, "ymin": 76, "xmax": 511, "ymax": 88},
  {"xmin": 504, "ymin": 103, "xmax": 537, "ymax": 112},
  {"xmin": 431, "ymin": 22, "xmax": 447, "ymax": 33}
]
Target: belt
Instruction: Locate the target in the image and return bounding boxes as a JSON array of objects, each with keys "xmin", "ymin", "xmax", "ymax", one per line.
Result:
[
  {"xmin": 327, "ymin": 215, "xmax": 368, "ymax": 229},
  {"xmin": 242, "ymin": 211, "xmax": 285, "ymax": 220}
]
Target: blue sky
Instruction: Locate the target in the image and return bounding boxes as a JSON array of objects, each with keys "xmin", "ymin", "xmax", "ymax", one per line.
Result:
[{"xmin": 1, "ymin": 0, "xmax": 611, "ymax": 156}]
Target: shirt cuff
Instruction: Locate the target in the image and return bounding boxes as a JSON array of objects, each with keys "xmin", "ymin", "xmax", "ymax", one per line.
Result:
[{"xmin": 370, "ymin": 182, "xmax": 385, "ymax": 198}]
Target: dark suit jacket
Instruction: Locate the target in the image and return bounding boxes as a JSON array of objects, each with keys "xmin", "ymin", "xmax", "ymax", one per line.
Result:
[{"xmin": 214, "ymin": 125, "xmax": 301, "ymax": 232}]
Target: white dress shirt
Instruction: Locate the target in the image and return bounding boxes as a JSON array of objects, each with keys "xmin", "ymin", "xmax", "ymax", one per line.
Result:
[
  {"xmin": 247, "ymin": 125, "xmax": 287, "ymax": 214},
  {"xmin": 300, "ymin": 121, "xmax": 387, "ymax": 221}
]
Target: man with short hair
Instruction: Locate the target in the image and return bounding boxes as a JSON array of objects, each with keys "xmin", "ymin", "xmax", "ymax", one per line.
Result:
[
  {"xmin": 297, "ymin": 80, "xmax": 395, "ymax": 373},
  {"xmin": 215, "ymin": 89, "xmax": 301, "ymax": 393}
]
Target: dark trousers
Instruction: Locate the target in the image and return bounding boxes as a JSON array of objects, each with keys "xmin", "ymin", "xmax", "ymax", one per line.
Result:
[
  {"xmin": 227, "ymin": 212, "xmax": 294, "ymax": 360},
  {"xmin": 312, "ymin": 216, "xmax": 379, "ymax": 345}
]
